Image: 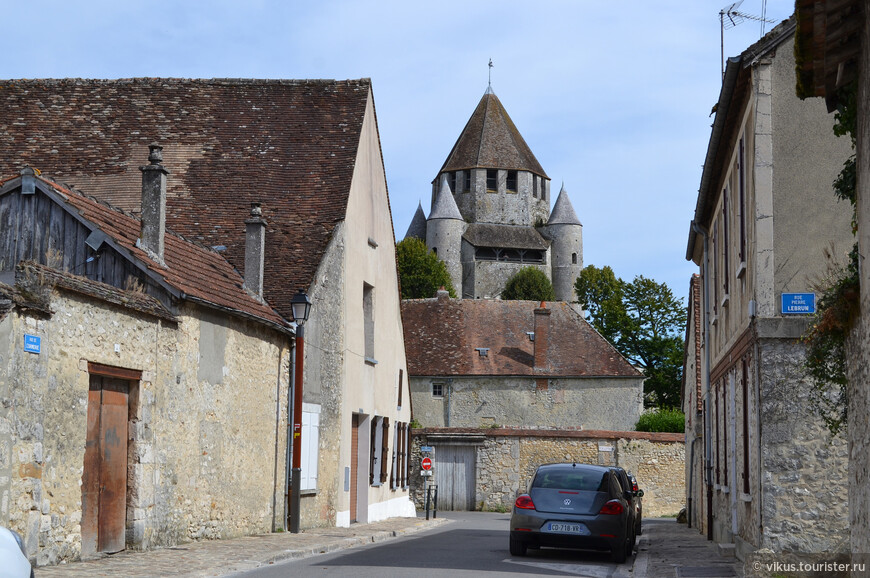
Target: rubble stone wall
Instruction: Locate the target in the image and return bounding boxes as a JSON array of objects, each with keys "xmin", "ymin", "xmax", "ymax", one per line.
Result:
[
  {"xmin": 0, "ymin": 288, "xmax": 289, "ymax": 567},
  {"xmin": 410, "ymin": 429, "xmax": 684, "ymax": 518}
]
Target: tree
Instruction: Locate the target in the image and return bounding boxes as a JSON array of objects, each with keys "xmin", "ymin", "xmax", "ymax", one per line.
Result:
[
  {"xmin": 575, "ymin": 265, "xmax": 686, "ymax": 408},
  {"xmin": 501, "ymin": 267, "xmax": 556, "ymax": 301},
  {"xmin": 396, "ymin": 237, "xmax": 455, "ymax": 299}
]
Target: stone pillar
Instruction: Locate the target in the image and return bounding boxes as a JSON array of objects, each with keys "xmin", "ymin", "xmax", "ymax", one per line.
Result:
[{"xmin": 244, "ymin": 202, "xmax": 267, "ymax": 297}]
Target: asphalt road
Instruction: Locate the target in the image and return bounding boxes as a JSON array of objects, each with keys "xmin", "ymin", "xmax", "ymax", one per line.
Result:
[{"xmin": 233, "ymin": 511, "xmax": 636, "ymax": 578}]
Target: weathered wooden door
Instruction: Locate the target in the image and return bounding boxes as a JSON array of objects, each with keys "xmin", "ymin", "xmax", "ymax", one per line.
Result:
[
  {"xmin": 433, "ymin": 445, "xmax": 476, "ymax": 511},
  {"xmin": 350, "ymin": 414, "xmax": 359, "ymax": 523},
  {"xmin": 82, "ymin": 376, "xmax": 129, "ymax": 555}
]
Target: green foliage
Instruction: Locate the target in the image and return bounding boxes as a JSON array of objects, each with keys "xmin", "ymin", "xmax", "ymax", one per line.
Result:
[
  {"xmin": 575, "ymin": 265, "xmax": 686, "ymax": 408},
  {"xmin": 501, "ymin": 267, "xmax": 556, "ymax": 301},
  {"xmin": 635, "ymin": 408, "xmax": 685, "ymax": 433},
  {"xmin": 801, "ymin": 81, "xmax": 859, "ymax": 436},
  {"xmin": 396, "ymin": 238, "xmax": 455, "ymax": 299}
]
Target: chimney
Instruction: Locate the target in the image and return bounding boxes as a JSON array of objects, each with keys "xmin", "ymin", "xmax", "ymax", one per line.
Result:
[
  {"xmin": 139, "ymin": 144, "xmax": 169, "ymax": 263},
  {"xmin": 533, "ymin": 302, "xmax": 551, "ymax": 369},
  {"xmin": 245, "ymin": 202, "xmax": 267, "ymax": 297},
  {"xmin": 436, "ymin": 286, "xmax": 450, "ymax": 300}
]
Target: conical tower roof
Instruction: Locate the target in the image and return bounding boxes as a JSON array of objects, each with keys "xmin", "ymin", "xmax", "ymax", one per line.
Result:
[
  {"xmin": 429, "ymin": 174, "xmax": 463, "ymax": 220},
  {"xmin": 548, "ymin": 185, "xmax": 581, "ymax": 225},
  {"xmin": 404, "ymin": 201, "xmax": 428, "ymax": 239},
  {"xmin": 437, "ymin": 89, "xmax": 548, "ymax": 180}
]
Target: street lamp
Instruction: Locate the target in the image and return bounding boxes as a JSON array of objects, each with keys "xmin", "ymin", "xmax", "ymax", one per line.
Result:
[{"xmin": 289, "ymin": 289, "xmax": 312, "ymax": 534}]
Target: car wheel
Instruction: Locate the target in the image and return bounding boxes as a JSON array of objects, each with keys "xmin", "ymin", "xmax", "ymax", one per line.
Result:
[
  {"xmin": 509, "ymin": 535, "xmax": 527, "ymax": 557},
  {"xmin": 626, "ymin": 529, "xmax": 635, "ymax": 557},
  {"xmin": 611, "ymin": 538, "xmax": 627, "ymax": 564}
]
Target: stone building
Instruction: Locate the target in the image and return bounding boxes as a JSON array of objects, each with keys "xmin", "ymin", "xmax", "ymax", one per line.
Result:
[
  {"xmin": 0, "ymin": 78, "xmax": 415, "ymax": 559},
  {"xmin": 684, "ymin": 17, "xmax": 852, "ymax": 557},
  {"xmin": 402, "ymin": 292, "xmax": 644, "ymax": 509},
  {"xmin": 0, "ymin": 166, "xmax": 293, "ymax": 565},
  {"xmin": 794, "ymin": 0, "xmax": 870, "ymax": 555},
  {"xmin": 404, "ymin": 86, "xmax": 583, "ymax": 301}
]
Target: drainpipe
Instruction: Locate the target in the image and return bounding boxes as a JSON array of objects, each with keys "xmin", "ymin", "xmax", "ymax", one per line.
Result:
[
  {"xmin": 691, "ymin": 220, "xmax": 714, "ymax": 540},
  {"xmin": 754, "ymin": 338, "xmax": 763, "ymax": 546},
  {"xmin": 284, "ymin": 334, "xmax": 296, "ymax": 531},
  {"xmin": 445, "ymin": 378, "xmax": 453, "ymax": 427}
]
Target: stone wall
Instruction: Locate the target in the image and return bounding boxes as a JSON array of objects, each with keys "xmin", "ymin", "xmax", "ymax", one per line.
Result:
[
  {"xmin": 410, "ymin": 428, "xmax": 684, "ymax": 518},
  {"xmin": 0, "ymin": 287, "xmax": 290, "ymax": 566},
  {"xmin": 409, "ymin": 376, "xmax": 643, "ymax": 432}
]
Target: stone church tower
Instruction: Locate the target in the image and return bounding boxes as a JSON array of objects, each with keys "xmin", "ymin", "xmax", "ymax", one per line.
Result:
[{"xmin": 405, "ymin": 86, "xmax": 582, "ymax": 301}]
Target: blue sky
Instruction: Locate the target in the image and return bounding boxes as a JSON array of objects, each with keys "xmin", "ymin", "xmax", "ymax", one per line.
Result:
[{"xmin": 3, "ymin": 0, "xmax": 796, "ymax": 301}]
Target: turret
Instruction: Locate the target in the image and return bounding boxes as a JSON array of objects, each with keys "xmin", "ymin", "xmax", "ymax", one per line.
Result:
[
  {"xmin": 404, "ymin": 201, "xmax": 428, "ymax": 240},
  {"xmin": 426, "ymin": 175, "xmax": 465, "ymax": 295},
  {"xmin": 542, "ymin": 185, "xmax": 583, "ymax": 302}
]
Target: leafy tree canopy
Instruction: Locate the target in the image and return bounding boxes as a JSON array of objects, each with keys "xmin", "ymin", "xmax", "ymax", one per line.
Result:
[
  {"xmin": 396, "ymin": 237, "xmax": 456, "ymax": 299},
  {"xmin": 575, "ymin": 265, "xmax": 686, "ymax": 408},
  {"xmin": 501, "ymin": 267, "xmax": 556, "ymax": 301}
]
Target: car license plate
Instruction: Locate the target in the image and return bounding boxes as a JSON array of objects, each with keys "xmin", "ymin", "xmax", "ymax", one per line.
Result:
[{"xmin": 544, "ymin": 522, "xmax": 589, "ymax": 535}]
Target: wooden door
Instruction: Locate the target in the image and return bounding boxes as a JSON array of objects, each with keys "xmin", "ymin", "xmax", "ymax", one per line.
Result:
[
  {"xmin": 350, "ymin": 414, "xmax": 359, "ymax": 523},
  {"xmin": 82, "ymin": 376, "xmax": 129, "ymax": 555},
  {"xmin": 433, "ymin": 445, "xmax": 476, "ymax": 511}
]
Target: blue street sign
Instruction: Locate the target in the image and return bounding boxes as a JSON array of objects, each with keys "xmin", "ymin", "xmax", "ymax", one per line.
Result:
[
  {"xmin": 23, "ymin": 334, "xmax": 41, "ymax": 354},
  {"xmin": 420, "ymin": 446, "xmax": 434, "ymax": 453},
  {"xmin": 781, "ymin": 293, "xmax": 815, "ymax": 315}
]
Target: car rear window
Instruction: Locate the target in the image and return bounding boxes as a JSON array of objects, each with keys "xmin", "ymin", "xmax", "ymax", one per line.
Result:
[{"xmin": 532, "ymin": 469, "xmax": 607, "ymax": 491}]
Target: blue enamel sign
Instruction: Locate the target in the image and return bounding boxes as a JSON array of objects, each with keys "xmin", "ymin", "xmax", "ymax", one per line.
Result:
[
  {"xmin": 23, "ymin": 334, "xmax": 41, "ymax": 354},
  {"xmin": 781, "ymin": 293, "xmax": 815, "ymax": 315}
]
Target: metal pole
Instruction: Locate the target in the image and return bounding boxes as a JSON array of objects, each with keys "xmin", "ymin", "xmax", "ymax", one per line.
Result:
[{"xmin": 290, "ymin": 324, "xmax": 305, "ymax": 533}]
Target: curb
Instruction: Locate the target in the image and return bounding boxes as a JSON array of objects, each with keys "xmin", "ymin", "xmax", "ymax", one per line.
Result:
[{"xmin": 257, "ymin": 518, "xmax": 451, "ymax": 569}]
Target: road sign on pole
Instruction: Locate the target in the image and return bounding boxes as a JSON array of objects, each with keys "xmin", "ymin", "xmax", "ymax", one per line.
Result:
[{"xmin": 421, "ymin": 457, "xmax": 433, "ymax": 470}]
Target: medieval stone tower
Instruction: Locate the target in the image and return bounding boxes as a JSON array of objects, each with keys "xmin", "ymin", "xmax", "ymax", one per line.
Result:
[{"xmin": 405, "ymin": 86, "xmax": 582, "ymax": 301}]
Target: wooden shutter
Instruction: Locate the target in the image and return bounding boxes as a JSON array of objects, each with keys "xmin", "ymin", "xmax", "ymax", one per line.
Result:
[{"xmin": 380, "ymin": 418, "xmax": 390, "ymax": 484}]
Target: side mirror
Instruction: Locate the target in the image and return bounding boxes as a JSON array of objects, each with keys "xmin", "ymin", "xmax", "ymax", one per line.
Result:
[{"xmin": 636, "ymin": 489, "xmax": 644, "ymax": 498}]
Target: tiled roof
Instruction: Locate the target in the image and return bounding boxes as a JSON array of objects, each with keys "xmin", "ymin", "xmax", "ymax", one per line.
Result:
[
  {"xmin": 462, "ymin": 223, "xmax": 549, "ymax": 250},
  {"xmin": 429, "ymin": 175, "xmax": 462, "ymax": 220},
  {"xmin": 15, "ymin": 262, "xmax": 176, "ymax": 322},
  {"xmin": 404, "ymin": 202, "xmax": 427, "ymax": 240},
  {"xmin": 0, "ymin": 78, "xmax": 371, "ymax": 320},
  {"xmin": 548, "ymin": 185, "xmax": 582, "ymax": 226},
  {"xmin": 402, "ymin": 296, "xmax": 641, "ymax": 378},
  {"xmin": 34, "ymin": 174, "xmax": 288, "ymax": 330},
  {"xmin": 437, "ymin": 90, "xmax": 548, "ymax": 179}
]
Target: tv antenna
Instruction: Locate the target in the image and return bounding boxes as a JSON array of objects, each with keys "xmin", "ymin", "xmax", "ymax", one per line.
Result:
[{"xmin": 719, "ymin": 1, "xmax": 776, "ymax": 79}]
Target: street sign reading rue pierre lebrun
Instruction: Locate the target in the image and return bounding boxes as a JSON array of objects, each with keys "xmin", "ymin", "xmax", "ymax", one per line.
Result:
[{"xmin": 781, "ymin": 293, "xmax": 815, "ymax": 315}]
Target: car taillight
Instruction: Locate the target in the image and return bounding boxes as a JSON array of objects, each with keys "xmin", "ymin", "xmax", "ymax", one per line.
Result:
[
  {"xmin": 599, "ymin": 500, "xmax": 624, "ymax": 515},
  {"xmin": 515, "ymin": 494, "xmax": 536, "ymax": 510},
  {"xmin": 632, "ymin": 481, "xmax": 639, "ymax": 492}
]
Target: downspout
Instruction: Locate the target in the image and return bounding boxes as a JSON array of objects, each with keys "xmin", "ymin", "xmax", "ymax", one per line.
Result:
[
  {"xmin": 445, "ymin": 378, "xmax": 453, "ymax": 427},
  {"xmin": 754, "ymin": 337, "xmax": 763, "ymax": 547},
  {"xmin": 284, "ymin": 331, "xmax": 297, "ymax": 531},
  {"xmin": 692, "ymin": 220, "xmax": 713, "ymax": 541}
]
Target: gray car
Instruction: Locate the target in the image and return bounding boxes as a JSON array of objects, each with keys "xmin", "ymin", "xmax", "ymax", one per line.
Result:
[{"xmin": 509, "ymin": 463, "xmax": 634, "ymax": 563}]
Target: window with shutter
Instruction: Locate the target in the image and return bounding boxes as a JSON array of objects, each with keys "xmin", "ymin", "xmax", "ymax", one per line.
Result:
[
  {"xmin": 301, "ymin": 404, "xmax": 320, "ymax": 491},
  {"xmin": 381, "ymin": 418, "xmax": 390, "ymax": 484}
]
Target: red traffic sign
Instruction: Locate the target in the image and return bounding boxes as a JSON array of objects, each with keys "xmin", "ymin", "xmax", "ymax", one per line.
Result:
[{"xmin": 421, "ymin": 457, "xmax": 433, "ymax": 470}]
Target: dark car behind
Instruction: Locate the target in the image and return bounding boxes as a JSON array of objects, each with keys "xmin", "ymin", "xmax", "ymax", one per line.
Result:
[{"xmin": 509, "ymin": 463, "xmax": 634, "ymax": 563}]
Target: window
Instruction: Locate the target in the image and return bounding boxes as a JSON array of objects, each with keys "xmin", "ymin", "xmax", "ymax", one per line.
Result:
[
  {"xmin": 301, "ymin": 403, "xmax": 320, "ymax": 491},
  {"xmin": 474, "ymin": 247, "xmax": 544, "ymax": 263},
  {"xmin": 722, "ymin": 189, "xmax": 730, "ymax": 297},
  {"xmin": 363, "ymin": 283, "xmax": 375, "ymax": 363},
  {"xmin": 397, "ymin": 369, "xmax": 403, "ymax": 409},
  {"xmin": 464, "ymin": 171, "xmax": 471, "ymax": 192},
  {"xmin": 723, "ymin": 378, "xmax": 728, "ymax": 485},
  {"xmin": 533, "ymin": 176, "xmax": 539, "ymax": 198},
  {"xmin": 391, "ymin": 422, "xmax": 409, "ymax": 488},
  {"xmin": 712, "ymin": 223, "xmax": 718, "ymax": 316},
  {"xmin": 432, "ymin": 382, "xmax": 444, "ymax": 397},
  {"xmin": 448, "ymin": 171, "xmax": 457, "ymax": 194},
  {"xmin": 742, "ymin": 359, "xmax": 750, "ymax": 494},
  {"xmin": 715, "ymin": 379, "xmax": 720, "ymax": 485},
  {"xmin": 380, "ymin": 417, "xmax": 390, "ymax": 484},
  {"xmin": 486, "ymin": 169, "xmax": 497, "ymax": 192},
  {"xmin": 506, "ymin": 170, "xmax": 517, "ymax": 193},
  {"xmin": 738, "ymin": 138, "xmax": 747, "ymax": 267},
  {"xmin": 475, "ymin": 247, "xmax": 498, "ymax": 261},
  {"xmin": 370, "ymin": 417, "xmax": 383, "ymax": 486},
  {"xmin": 572, "ymin": 253, "xmax": 577, "ymax": 265}
]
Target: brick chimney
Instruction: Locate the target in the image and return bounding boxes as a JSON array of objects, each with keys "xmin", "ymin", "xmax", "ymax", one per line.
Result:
[
  {"xmin": 139, "ymin": 144, "xmax": 169, "ymax": 263},
  {"xmin": 245, "ymin": 202, "xmax": 267, "ymax": 297},
  {"xmin": 533, "ymin": 302, "xmax": 551, "ymax": 369}
]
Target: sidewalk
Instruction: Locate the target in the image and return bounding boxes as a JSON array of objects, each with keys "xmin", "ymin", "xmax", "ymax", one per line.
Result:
[
  {"xmin": 36, "ymin": 515, "xmax": 450, "ymax": 577},
  {"xmin": 634, "ymin": 518, "xmax": 744, "ymax": 577}
]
